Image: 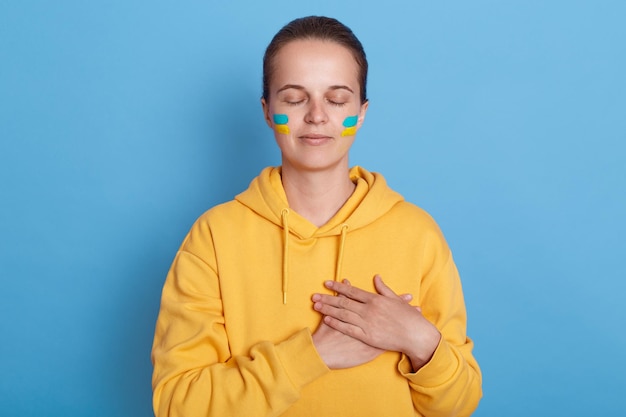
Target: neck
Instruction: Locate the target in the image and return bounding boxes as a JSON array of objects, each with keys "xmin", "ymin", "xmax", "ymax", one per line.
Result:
[{"xmin": 281, "ymin": 162, "xmax": 356, "ymax": 227}]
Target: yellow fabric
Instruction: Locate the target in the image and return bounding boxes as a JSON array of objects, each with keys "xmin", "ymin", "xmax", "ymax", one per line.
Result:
[{"xmin": 152, "ymin": 166, "xmax": 482, "ymax": 417}]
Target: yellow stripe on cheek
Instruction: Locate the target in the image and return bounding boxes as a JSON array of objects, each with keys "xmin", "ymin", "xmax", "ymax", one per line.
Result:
[
  {"xmin": 341, "ymin": 126, "xmax": 357, "ymax": 136},
  {"xmin": 275, "ymin": 125, "xmax": 290, "ymax": 134}
]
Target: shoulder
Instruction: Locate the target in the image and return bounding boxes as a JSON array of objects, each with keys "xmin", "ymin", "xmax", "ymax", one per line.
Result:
[
  {"xmin": 185, "ymin": 199, "xmax": 249, "ymax": 237},
  {"xmin": 383, "ymin": 200, "xmax": 452, "ymax": 254},
  {"xmin": 389, "ymin": 201, "xmax": 441, "ymax": 231},
  {"xmin": 197, "ymin": 199, "xmax": 245, "ymax": 222},
  {"xmin": 178, "ymin": 200, "xmax": 245, "ymax": 248}
]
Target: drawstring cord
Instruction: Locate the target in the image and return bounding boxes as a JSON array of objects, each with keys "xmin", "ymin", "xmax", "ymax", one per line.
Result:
[
  {"xmin": 335, "ymin": 224, "xmax": 349, "ymax": 283},
  {"xmin": 281, "ymin": 208, "xmax": 290, "ymax": 304},
  {"xmin": 280, "ymin": 210, "xmax": 349, "ymax": 304}
]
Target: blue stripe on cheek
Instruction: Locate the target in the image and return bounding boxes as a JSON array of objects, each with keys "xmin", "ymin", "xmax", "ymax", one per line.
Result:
[
  {"xmin": 273, "ymin": 114, "xmax": 289, "ymax": 125},
  {"xmin": 342, "ymin": 115, "xmax": 358, "ymax": 127}
]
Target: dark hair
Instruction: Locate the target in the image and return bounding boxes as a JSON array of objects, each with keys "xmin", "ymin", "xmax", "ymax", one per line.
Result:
[{"xmin": 262, "ymin": 16, "xmax": 368, "ymax": 104}]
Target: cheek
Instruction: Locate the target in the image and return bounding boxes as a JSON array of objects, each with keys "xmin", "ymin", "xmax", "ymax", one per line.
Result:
[
  {"xmin": 273, "ymin": 113, "xmax": 290, "ymax": 134},
  {"xmin": 340, "ymin": 115, "xmax": 359, "ymax": 137}
]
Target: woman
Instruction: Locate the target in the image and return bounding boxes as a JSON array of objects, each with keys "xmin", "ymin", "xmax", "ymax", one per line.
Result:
[{"xmin": 152, "ymin": 16, "xmax": 482, "ymax": 417}]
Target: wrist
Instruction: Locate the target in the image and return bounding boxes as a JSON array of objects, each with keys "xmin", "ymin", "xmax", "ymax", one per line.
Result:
[{"xmin": 407, "ymin": 328, "xmax": 441, "ymax": 372}]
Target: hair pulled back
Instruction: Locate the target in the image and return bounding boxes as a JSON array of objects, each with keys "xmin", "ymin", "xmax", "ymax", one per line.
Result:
[{"xmin": 262, "ymin": 16, "xmax": 368, "ymax": 104}]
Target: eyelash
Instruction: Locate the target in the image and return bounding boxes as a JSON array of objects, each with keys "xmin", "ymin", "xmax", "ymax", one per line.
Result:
[
  {"xmin": 328, "ymin": 100, "xmax": 346, "ymax": 107},
  {"xmin": 284, "ymin": 99, "xmax": 346, "ymax": 107}
]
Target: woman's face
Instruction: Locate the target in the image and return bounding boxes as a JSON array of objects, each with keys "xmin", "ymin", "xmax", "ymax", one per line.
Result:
[{"xmin": 261, "ymin": 39, "xmax": 368, "ymax": 173}]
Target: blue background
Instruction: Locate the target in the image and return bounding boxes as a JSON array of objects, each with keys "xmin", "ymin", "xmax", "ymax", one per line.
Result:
[{"xmin": 1, "ymin": 1, "xmax": 625, "ymax": 416}]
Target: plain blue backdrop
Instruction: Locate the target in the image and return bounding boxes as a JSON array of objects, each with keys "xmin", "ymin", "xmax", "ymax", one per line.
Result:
[{"xmin": 1, "ymin": 1, "xmax": 625, "ymax": 416}]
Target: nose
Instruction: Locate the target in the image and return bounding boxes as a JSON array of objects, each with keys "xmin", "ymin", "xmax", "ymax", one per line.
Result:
[{"xmin": 304, "ymin": 98, "xmax": 328, "ymax": 125}]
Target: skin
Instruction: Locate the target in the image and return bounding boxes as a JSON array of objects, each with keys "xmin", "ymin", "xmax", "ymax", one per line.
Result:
[
  {"xmin": 262, "ymin": 39, "xmax": 440, "ymax": 371},
  {"xmin": 261, "ymin": 39, "xmax": 368, "ymax": 227},
  {"xmin": 313, "ymin": 277, "xmax": 441, "ymax": 371}
]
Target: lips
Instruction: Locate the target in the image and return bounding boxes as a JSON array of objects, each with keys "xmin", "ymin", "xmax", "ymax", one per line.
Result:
[
  {"xmin": 298, "ymin": 133, "xmax": 333, "ymax": 146},
  {"xmin": 299, "ymin": 134, "xmax": 333, "ymax": 145},
  {"xmin": 300, "ymin": 133, "xmax": 331, "ymax": 139}
]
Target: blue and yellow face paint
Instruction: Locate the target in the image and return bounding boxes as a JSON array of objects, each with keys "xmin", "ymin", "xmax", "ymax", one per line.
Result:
[
  {"xmin": 341, "ymin": 115, "xmax": 359, "ymax": 136},
  {"xmin": 273, "ymin": 114, "xmax": 290, "ymax": 134}
]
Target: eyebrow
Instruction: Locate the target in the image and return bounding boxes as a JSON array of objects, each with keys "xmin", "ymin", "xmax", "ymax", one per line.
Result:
[
  {"xmin": 328, "ymin": 85, "xmax": 354, "ymax": 94},
  {"xmin": 276, "ymin": 84, "xmax": 305, "ymax": 94},
  {"xmin": 276, "ymin": 84, "xmax": 354, "ymax": 94}
]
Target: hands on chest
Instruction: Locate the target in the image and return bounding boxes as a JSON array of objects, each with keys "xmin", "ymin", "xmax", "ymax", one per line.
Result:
[{"xmin": 311, "ymin": 275, "xmax": 441, "ymax": 371}]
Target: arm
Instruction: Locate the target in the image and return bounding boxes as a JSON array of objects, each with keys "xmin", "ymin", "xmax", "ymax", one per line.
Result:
[
  {"xmin": 400, "ymin": 253, "xmax": 482, "ymax": 417},
  {"xmin": 151, "ymin": 248, "xmax": 329, "ymax": 417}
]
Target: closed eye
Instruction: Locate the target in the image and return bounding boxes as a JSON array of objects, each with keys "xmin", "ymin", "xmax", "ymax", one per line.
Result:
[{"xmin": 327, "ymin": 99, "xmax": 346, "ymax": 107}]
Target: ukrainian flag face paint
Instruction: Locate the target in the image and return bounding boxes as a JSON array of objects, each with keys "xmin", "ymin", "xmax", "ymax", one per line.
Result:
[
  {"xmin": 273, "ymin": 114, "xmax": 290, "ymax": 134},
  {"xmin": 341, "ymin": 115, "xmax": 359, "ymax": 136}
]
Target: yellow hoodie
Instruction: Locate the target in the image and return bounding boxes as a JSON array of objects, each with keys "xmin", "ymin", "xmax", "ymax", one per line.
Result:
[{"xmin": 152, "ymin": 166, "xmax": 482, "ymax": 417}]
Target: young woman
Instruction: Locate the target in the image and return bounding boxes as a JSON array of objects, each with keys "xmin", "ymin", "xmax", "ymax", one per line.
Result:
[{"xmin": 152, "ymin": 16, "xmax": 482, "ymax": 417}]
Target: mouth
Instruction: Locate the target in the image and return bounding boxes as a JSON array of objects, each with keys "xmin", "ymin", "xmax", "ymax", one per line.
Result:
[{"xmin": 299, "ymin": 133, "xmax": 333, "ymax": 145}]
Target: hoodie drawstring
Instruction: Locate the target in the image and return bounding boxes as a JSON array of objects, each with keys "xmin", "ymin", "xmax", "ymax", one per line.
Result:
[
  {"xmin": 281, "ymin": 208, "xmax": 290, "ymax": 304},
  {"xmin": 280, "ymin": 209, "xmax": 349, "ymax": 305},
  {"xmin": 335, "ymin": 224, "xmax": 349, "ymax": 283}
]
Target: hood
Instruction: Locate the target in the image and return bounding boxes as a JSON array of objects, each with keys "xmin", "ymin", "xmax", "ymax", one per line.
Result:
[{"xmin": 235, "ymin": 166, "xmax": 404, "ymax": 303}]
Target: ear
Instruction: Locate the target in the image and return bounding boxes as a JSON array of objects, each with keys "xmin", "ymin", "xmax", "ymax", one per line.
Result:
[
  {"xmin": 261, "ymin": 98, "xmax": 273, "ymax": 128},
  {"xmin": 356, "ymin": 99, "xmax": 369, "ymax": 129}
]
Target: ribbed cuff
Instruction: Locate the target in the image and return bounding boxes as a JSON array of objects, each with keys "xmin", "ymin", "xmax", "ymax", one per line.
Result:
[{"xmin": 398, "ymin": 337, "xmax": 458, "ymax": 387}]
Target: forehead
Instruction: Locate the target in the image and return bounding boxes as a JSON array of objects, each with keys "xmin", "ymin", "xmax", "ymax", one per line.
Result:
[{"xmin": 270, "ymin": 39, "xmax": 360, "ymax": 86}]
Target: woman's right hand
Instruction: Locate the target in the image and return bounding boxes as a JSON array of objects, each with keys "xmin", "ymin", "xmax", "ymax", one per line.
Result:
[{"xmin": 311, "ymin": 318, "xmax": 384, "ymax": 369}]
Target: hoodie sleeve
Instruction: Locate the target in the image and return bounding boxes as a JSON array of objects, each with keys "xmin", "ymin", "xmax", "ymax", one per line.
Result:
[
  {"xmin": 151, "ymin": 226, "xmax": 329, "ymax": 417},
  {"xmin": 398, "ymin": 233, "xmax": 483, "ymax": 417}
]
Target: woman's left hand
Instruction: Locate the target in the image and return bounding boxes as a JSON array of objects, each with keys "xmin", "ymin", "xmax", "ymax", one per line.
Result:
[{"xmin": 312, "ymin": 275, "xmax": 441, "ymax": 371}]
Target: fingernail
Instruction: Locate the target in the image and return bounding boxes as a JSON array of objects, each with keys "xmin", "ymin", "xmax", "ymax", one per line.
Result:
[{"xmin": 324, "ymin": 281, "xmax": 334, "ymax": 288}]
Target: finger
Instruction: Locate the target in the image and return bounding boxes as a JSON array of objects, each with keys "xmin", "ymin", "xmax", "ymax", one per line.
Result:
[
  {"xmin": 338, "ymin": 279, "xmax": 351, "ymax": 298},
  {"xmin": 314, "ymin": 298, "xmax": 363, "ymax": 324},
  {"xmin": 312, "ymin": 279, "xmax": 351, "ymax": 303},
  {"xmin": 313, "ymin": 293, "xmax": 358, "ymax": 311},
  {"xmin": 399, "ymin": 293, "xmax": 413, "ymax": 302},
  {"xmin": 373, "ymin": 275, "xmax": 402, "ymax": 299},
  {"xmin": 323, "ymin": 315, "xmax": 365, "ymax": 340},
  {"xmin": 324, "ymin": 280, "xmax": 373, "ymax": 303}
]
